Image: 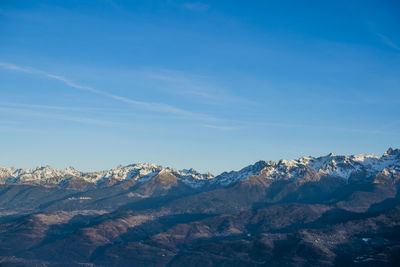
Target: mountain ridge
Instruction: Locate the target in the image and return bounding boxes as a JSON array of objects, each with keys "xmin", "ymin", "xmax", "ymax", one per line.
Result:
[
  {"xmin": 1, "ymin": 148, "xmax": 399, "ymax": 188},
  {"xmin": 1, "ymin": 148, "xmax": 400, "ymax": 266}
]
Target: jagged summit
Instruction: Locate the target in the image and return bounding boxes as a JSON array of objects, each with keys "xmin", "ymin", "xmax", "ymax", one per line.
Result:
[
  {"xmin": 0, "ymin": 162, "xmax": 215, "ymax": 188},
  {"xmin": 0, "ymin": 148, "xmax": 399, "ymax": 188},
  {"xmin": 384, "ymin": 147, "xmax": 400, "ymax": 157}
]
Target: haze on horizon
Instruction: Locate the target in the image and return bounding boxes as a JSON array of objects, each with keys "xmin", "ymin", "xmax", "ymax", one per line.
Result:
[{"xmin": 0, "ymin": 0, "xmax": 399, "ymax": 174}]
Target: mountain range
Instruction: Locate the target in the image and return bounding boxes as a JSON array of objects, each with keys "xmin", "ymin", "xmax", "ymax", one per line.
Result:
[
  {"xmin": 0, "ymin": 148, "xmax": 400, "ymax": 266},
  {"xmin": 2, "ymin": 148, "xmax": 399, "ymax": 187}
]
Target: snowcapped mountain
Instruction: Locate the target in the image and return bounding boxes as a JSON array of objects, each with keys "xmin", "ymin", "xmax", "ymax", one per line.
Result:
[
  {"xmin": 0, "ymin": 163, "xmax": 214, "ymax": 188},
  {"xmin": 1, "ymin": 148, "xmax": 399, "ymax": 188},
  {"xmin": 1, "ymin": 148, "xmax": 400, "ymax": 266},
  {"xmin": 214, "ymin": 148, "xmax": 400, "ymax": 184}
]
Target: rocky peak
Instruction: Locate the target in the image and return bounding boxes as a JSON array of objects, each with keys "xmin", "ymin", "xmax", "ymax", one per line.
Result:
[
  {"xmin": 384, "ymin": 147, "xmax": 394, "ymax": 156},
  {"xmin": 383, "ymin": 147, "xmax": 400, "ymax": 158},
  {"xmin": 0, "ymin": 148, "xmax": 399, "ymax": 188}
]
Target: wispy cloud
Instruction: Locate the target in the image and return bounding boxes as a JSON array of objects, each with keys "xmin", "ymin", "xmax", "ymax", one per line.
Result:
[
  {"xmin": 0, "ymin": 102, "xmax": 104, "ymax": 112},
  {"xmin": 141, "ymin": 69, "xmax": 257, "ymax": 106},
  {"xmin": 1, "ymin": 62, "xmax": 390, "ymax": 135},
  {"xmin": 0, "ymin": 106, "xmax": 124, "ymax": 127},
  {"xmin": 379, "ymin": 120, "xmax": 400, "ymax": 130},
  {"xmin": 0, "ymin": 61, "xmax": 219, "ymax": 122},
  {"xmin": 244, "ymin": 121, "xmax": 388, "ymax": 135},
  {"xmin": 203, "ymin": 124, "xmax": 236, "ymax": 131},
  {"xmin": 183, "ymin": 2, "xmax": 210, "ymax": 12},
  {"xmin": 0, "ymin": 102, "xmax": 201, "ymax": 122},
  {"xmin": 0, "ymin": 125, "xmax": 48, "ymax": 134},
  {"xmin": 375, "ymin": 33, "xmax": 400, "ymax": 51}
]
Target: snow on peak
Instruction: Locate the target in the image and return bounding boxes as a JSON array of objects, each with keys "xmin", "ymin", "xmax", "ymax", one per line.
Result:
[
  {"xmin": 0, "ymin": 163, "xmax": 214, "ymax": 188},
  {"xmin": 212, "ymin": 148, "xmax": 400, "ymax": 184},
  {"xmin": 351, "ymin": 154, "xmax": 379, "ymax": 162},
  {"xmin": 0, "ymin": 148, "xmax": 398, "ymax": 188},
  {"xmin": 213, "ymin": 160, "xmax": 268, "ymax": 186}
]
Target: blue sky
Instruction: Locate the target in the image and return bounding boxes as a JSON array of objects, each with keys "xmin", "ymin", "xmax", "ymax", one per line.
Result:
[{"xmin": 0, "ymin": 0, "xmax": 399, "ymax": 174}]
